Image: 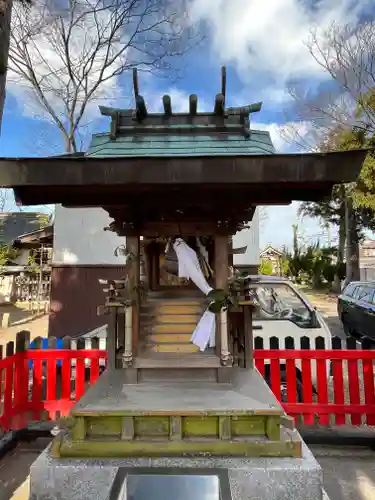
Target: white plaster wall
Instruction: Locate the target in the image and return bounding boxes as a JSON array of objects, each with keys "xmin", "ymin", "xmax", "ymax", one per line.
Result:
[
  {"xmin": 53, "ymin": 205, "xmax": 260, "ymax": 267},
  {"xmin": 233, "ymin": 207, "xmax": 260, "ymax": 266},
  {"xmin": 52, "ymin": 205, "xmax": 124, "ymax": 265}
]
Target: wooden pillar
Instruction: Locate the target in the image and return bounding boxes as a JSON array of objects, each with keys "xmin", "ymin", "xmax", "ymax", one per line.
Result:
[
  {"xmin": 149, "ymin": 243, "xmax": 159, "ymax": 290},
  {"xmin": 155, "ymin": 244, "xmax": 160, "ymax": 287},
  {"xmin": 214, "ymin": 235, "xmax": 232, "ymax": 366},
  {"xmin": 228, "ymin": 237, "xmax": 234, "ymax": 268},
  {"xmin": 243, "ymin": 306, "xmax": 254, "ymax": 369},
  {"xmin": 107, "ymin": 307, "xmax": 117, "ymax": 369},
  {"xmin": 126, "ymin": 236, "xmax": 140, "ymax": 363}
]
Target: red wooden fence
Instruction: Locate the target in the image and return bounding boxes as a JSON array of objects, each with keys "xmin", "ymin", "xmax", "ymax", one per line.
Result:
[{"xmin": 0, "ymin": 333, "xmax": 374, "ymax": 432}]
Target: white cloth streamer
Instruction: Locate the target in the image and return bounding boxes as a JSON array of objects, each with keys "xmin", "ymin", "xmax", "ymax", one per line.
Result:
[
  {"xmin": 190, "ymin": 309, "xmax": 216, "ymax": 351},
  {"xmin": 173, "ymin": 238, "xmax": 212, "ymax": 296},
  {"xmin": 172, "ymin": 238, "xmax": 216, "ymax": 351}
]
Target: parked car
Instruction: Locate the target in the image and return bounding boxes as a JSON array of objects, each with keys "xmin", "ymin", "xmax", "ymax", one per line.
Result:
[
  {"xmin": 338, "ymin": 281, "xmax": 375, "ymax": 339},
  {"xmin": 247, "ymin": 275, "xmax": 332, "ymax": 401}
]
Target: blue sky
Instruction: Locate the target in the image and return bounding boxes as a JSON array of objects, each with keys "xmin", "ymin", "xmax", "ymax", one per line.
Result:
[{"xmin": 0, "ymin": 0, "xmax": 373, "ymax": 249}]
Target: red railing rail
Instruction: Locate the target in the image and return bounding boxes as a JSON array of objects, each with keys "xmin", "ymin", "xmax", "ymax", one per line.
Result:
[
  {"xmin": 0, "ymin": 332, "xmax": 374, "ymax": 432},
  {"xmin": 255, "ymin": 348, "xmax": 375, "ymax": 426},
  {"xmin": 0, "ymin": 333, "xmax": 107, "ymax": 431}
]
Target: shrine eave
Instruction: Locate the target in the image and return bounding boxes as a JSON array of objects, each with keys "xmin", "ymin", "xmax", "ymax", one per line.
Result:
[{"xmin": 0, "ymin": 149, "xmax": 367, "ymax": 206}]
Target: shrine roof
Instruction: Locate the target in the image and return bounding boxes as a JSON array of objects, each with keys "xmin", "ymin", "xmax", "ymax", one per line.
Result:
[
  {"xmin": 86, "ymin": 129, "xmax": 275, "ymax": 158},
  {"xmin": 0, "ymin": 69, "xmax": 368, "ymax": 212}
]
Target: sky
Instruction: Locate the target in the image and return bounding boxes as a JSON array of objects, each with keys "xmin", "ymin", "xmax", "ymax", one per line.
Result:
[{"xmin": 0, "ymin": 0, "xmax": 373, "ymax": 250}]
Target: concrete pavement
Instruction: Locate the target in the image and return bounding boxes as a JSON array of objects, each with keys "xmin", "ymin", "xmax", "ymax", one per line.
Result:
[{"xmin": 311, "ymin": 445, "xmax": 375, "ymax": 500}]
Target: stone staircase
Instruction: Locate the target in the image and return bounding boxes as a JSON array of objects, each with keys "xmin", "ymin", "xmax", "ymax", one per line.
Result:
[{"xmin": 139, "ymin": 287, "xmax": 208, "ymax": 355}]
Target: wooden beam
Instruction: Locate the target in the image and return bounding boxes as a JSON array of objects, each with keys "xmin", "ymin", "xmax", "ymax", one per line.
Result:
[
  {"xmin": 221, "ymin": 66, "xmax": 226, "ymax": 102},
  {"xmin": 248, "ymin": 102, "xmax": 263, "ymax": 113},
  {"xmin": 162, "ymin": 95, "xmax": 172, "ymax": 116},
  {"xmin": 214, "ymin": 93, "xmax": 225, "ymax": 115},
  {"xmin": 189, "ymin": 94, "xmax": 197, "ymax": 115},
  {"xmin": 110, "ymin": 112, "xmax": 119, "ymax": 140},
  {"xmin": 135, "ymin": 95, "xmax": 148, "ymax": 121},
  {"xmin": 132, "ymin": 68, "xmax": 139, "ymax": 97}
]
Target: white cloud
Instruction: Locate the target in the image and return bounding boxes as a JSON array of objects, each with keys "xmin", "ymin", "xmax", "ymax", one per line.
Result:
[
  {"xmin": 253, "ymin": 120, "xmax": 314, "ymax": 152},
  {"xmin": 189, "ymin": 0, "xmax": 370, "ymax": 83}
]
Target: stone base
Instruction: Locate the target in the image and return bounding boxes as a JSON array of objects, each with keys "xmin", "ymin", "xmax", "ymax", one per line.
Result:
[
  {"xmin": 54, "ymin": 368, "xmax": 301, "ymax": 458},
  {"xmin": 29, "ymin": 439, "xmax": 323, "ymax": 500}
]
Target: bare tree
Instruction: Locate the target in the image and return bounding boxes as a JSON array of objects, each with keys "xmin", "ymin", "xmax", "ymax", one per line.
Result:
[
  {"xmin": 0, "ymin": 0, "xmax": 14, "ymax": 133},
  {"xmin": 8, "ymin": 0, "xmax": 199, "ymax": 152},
  {"xmin": 286, "ymin": 21, "xmax": 375, "ymax": 138},
  {"xmin": 0, "ymin": 0, "xmax": 33, "ymax": 134}
]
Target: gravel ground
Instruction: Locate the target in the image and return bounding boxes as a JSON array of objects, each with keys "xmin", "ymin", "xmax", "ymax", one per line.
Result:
[{"xmin": 312, "ymin": 445, "xmax": 375, "ymax": 500}]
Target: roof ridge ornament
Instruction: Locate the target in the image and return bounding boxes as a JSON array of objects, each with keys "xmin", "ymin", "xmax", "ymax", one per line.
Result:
[{"xmin": 99, "ymin": 67, "xmax": 263, "ymax": 137}]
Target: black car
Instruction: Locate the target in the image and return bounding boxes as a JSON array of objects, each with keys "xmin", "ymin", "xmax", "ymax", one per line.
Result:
[{"xmin": 338, "ymin": 281, "xmax": 375, "ymax": 338}]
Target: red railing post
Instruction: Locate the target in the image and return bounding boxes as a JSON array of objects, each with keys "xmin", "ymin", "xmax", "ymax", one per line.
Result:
[
  {"xmin": 46, "ymin": 337, "xmax": 57, "ymax": 421},
  {"xmin": 332, "ymin": 336, "xmax": 345, "ymax": 425},
  {"xmin": 315, "ymin": 336, "xmax": 329, "ymax": 425},
  {"xmin": 285, "ymin": 337, "xmax": 297, "ymax": 405},
  {"xmin": 347, "ymin": 337, "xmax": 361, "ymax": 425},
  {"xmin": 3, "ymin": 342, "xmax": 15, "ymax": 431},
  {"xmin": 300, "ymin": 336, "xmax": 314, "ymax": 425},
  {"xmin": 361, "ymin": 337, "xmax": 375, "ymax": 425}
]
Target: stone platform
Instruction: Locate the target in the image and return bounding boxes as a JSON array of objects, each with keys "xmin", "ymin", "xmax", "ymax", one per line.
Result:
[
  {"xmin": 52, "ymin": 368, "xmax": 302, "ymax": 458},
  {"xmin": 29, "ymin": 439, "xmax": 323, "ymax": 500}
]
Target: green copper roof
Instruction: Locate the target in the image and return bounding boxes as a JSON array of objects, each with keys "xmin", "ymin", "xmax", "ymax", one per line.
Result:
[{"xmin": 86, "ymin": 129, "xmax": 275, "ymax": 158}]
